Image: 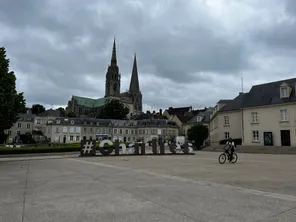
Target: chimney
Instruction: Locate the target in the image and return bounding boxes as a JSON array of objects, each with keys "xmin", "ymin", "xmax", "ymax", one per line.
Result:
[
  {"xmin": 159, "ymin": 109, "xmax": 162, "ymax": 115},
  {"xmin": 153, "ymin": 110, "xmax": 156, "ymax": 114},
  {"xmin": 147, "ymin": 111, "xmax": 151, "ymax": 114}
]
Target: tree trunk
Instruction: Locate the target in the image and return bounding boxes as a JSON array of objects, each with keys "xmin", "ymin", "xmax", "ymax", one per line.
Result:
[{"xmin": 0, "ymin": 128, "xmax": 6, "ymax": 144}]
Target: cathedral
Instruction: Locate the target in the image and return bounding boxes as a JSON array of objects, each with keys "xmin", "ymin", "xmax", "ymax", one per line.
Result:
[{"xmin": 66, "ymin": 39, "xmax": 143, "ymax": 118}]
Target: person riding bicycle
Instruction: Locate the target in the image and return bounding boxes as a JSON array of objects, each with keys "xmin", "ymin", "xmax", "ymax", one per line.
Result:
[{"xmin": 224, "ymin": 138, "xmax": 235, "ymax": 161}]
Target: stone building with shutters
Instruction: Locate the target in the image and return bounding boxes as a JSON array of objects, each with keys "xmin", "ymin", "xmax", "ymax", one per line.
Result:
[{"xmin": 66, "ymin": 39, "xmax": 142, "ymax": 118}]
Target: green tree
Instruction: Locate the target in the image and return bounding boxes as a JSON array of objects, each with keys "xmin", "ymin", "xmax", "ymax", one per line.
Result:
[
  {"xmin": 97, "ymin": 99, "xmax": 129, "ymax": 119},
  {"xmin": 56, "ymin": 107, "xmax": 66, "ymax": 116},
  {"xmin": 31, "ymin": 104, "xmax": 45, "ymax": 115},
  {"xmin": 0, "ymin": 47, "xmax": 26, "ymax": 142},
  {"xmin": 187, "ymin": 124, "xmax": 209, "ymax": 149},
  {"xmin": 66, "ymin": 111, "xmax": 76, "ymax": 118}
]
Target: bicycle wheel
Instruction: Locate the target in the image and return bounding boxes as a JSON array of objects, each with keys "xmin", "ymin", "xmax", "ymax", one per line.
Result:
[
  {"xmin": 218, "ymin": 153, "xmax": 227, "ymax": 164},
  {"xmin": 231, "ymin": 153, "xmax": 238, "ymax": 163}
]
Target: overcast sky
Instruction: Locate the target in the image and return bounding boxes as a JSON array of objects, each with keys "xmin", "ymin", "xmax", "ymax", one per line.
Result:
[{"xmin": 1, "ymin": 0, "xmax": 296, "ymax": 111}]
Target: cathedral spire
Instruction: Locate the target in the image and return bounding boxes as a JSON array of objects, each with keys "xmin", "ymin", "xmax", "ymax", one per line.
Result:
[
  {"xmin": 129, "ymin": 53, "xmax": 140, "ymax": 92},
  {"xmin": 111, "ymin": 38, "xmax": 117, "ymax": 65}
]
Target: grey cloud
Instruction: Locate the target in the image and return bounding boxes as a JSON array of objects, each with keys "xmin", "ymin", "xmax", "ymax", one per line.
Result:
[{"xmin": 1, "ymin": 0, "xmax": 293, "ymax": 110}]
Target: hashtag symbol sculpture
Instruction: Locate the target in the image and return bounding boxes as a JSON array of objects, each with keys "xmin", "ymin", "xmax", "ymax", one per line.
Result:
[
  {"xmin": 83, "ymin": 141, "xmax": 93, "ymax": 153},
  {"xmin": 80, "ymin": 140, "xmax": 96, "ymax": 156}
]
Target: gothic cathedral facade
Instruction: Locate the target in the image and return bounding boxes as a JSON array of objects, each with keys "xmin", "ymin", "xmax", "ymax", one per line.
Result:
[{"xmin": 67, "ymin": 39, "xmax": 143, "ymax": 118}]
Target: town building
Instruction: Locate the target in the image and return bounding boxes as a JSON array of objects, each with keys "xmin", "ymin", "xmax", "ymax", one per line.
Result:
[
  {"xmin": 45, "ymin": 117, "xmax": 179, "ymax": 144},
  {"xmin": 66, "ymin": 39, "xmax": 142, "ymax": 118},
  {"xmin": 209, "ymin": 94, "xmax": 247, "ymax": 144},
  {"xmin": 242, "ymin": 78, "xmax": 296, "ymax": 146},
  {"xmin": 4, "ymin": 109, "xmax": 35, "ymax": 139},
  {"xmin": 210, "ymin": 77, "xmax": 296, "ymax": 147}
]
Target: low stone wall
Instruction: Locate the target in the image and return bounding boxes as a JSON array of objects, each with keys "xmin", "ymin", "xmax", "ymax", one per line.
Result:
[{"xmin": 202, "ymin": 145, "xmax": 296, "ymax": 154}]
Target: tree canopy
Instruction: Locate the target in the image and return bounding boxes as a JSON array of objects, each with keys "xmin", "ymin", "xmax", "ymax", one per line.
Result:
[
  {"xmin": 56, "ymin": 107, "xmax": 76, "ymax": 118},
  {"xmin": 0, "ymin": 47, "xmax": 26, "ymax": 140},
  {"xmin": 31, "ymin": 104, "xmax": 46, "ymax": 115},
  {"xmin": 187, "ymin": 124, "xmax": 209, "ymax": 149},
  {"xmin": 97, "ymin": 99, "xmax": 129, "ymax": 119}
]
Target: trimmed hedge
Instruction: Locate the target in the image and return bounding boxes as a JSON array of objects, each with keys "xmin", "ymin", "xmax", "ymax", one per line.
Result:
[
  {"xmin": 0, "ymin": 142, "xmax": 131, "ymax": 155},
  {"xmin": 0, "ymin": 146, "xmax": 81, "ymax": 155},
  {"xmin": 219, "ymin": 138, "xmax": 242, "ymax": 145}
]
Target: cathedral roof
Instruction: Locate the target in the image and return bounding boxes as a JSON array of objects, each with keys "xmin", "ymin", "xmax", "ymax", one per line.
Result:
[{"xmin": 73, "ymin": 96, "xmax": 105, "ymax": 108}]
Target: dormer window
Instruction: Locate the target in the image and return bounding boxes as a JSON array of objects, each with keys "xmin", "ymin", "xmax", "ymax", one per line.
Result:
[
  {"xmin": 71, "ymin": 120, "xmax": 74, "ymax": 124},
  {"xmin": 57, "ymin": 120, "xmax": 61, "ymax": 124},
  {"xmin": 280, "ymin": 87, "xmax": 288, "ymax": 98},
  {"xmin": 197, "ymin": 116, "xmax": 202, "ymax": 122},
  {"xmin": 96, "ymin": 122, "xmax": 99, "ymax": 126},
  {"xmin": 84, "ymin": 121, "xmax": 87, "ymax": 125}
]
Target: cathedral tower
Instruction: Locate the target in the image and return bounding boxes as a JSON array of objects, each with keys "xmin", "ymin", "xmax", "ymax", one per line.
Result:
[
  {"xmin": 129, "ymin": 54, "xmax": 142, "ymax": 112},
  {"xmin": 105, "ymin": 38, "xmax": 121, "ymax": 98}
]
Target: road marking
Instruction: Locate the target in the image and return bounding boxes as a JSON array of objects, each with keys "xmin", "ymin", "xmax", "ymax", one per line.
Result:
[{"xmin": 70, "ymin": 158, "xmax": 296, "ymax": 202}]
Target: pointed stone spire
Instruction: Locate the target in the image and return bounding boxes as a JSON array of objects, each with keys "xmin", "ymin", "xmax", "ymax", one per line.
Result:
[
  {"xmin": 129, "ymin": 53, "xmax": 140, "ymax": 92},
  {"xmin": 111, "ymin": 38, "xmax": 117, "ymax": 65}
]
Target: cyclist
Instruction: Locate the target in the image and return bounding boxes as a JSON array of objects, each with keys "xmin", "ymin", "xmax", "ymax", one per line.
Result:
[{"xmin": 224, "ymin": 138, "xmax": 235, "ymax": 161}]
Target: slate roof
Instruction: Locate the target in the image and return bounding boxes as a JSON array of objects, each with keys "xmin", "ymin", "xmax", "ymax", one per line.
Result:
[
  {"xmin": 218, "ymin": 99, "xmax": 232, "ymax": 104},
  {"xmin": 166, "ymin": 106, "xmax": 192, "ymax": 115},
  {"xmin": 73, "ymin": 96, "xmax": 105, "ymax": 108},
  {"xmin": 176, "ymin": 115, "xmax": 192, "ymax": 124},
  {"xmin": 242, "ymin": 77, "xmax": 296, "ymax": 108},
  {"xmin": 219, "ymin": 93, "xmax": 249, "ymax": 112},
  {"xmin": 187, "ymin": 108, "xmax": 213, "ymax": 124},
  {"xmin": 17, "ymin": 113, "xmax": 36, "ymax": 122},
  {"xmin": 48, "ymin": 118, "xmax": 177, "ymax": 127},
  {"xmin": 38, "ymin": 109, "xmax": 62, "ymax": 117}
]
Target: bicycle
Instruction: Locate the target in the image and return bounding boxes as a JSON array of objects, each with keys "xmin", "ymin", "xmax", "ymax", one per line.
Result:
[{"xmin": 218, "ymin": 149, "xmax": 238, "ymax": 164}]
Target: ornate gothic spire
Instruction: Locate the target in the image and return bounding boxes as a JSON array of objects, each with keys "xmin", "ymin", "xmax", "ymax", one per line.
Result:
[
  {"xmin": 129, "ymin": 53, "xmax": 140, "ymax": 92},
  {"xmin": 111, "ymin": 38, "xmax": 117, "ymax": 65}
]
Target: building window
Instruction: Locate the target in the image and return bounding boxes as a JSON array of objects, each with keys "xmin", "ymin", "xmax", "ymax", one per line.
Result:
[
  {"xmin": 280, "ymin": 109, "xmax": 288, "ymax": 121},
  {"xmin": 224, "ymin": 132, "xmax": 229, "ymax": 140},
  {"xmin": 70, "ymin": 127, "xmax": 75, "ymax": 133},
  {"xmin": 224, "ymin": 116, "xmax": 229, "ymax": 125},
  {"xmin": 251, "ymin": 112, "xmax": 258, "ymax": 123},
  {"xmin": 125, "ymin": 129, "xmax": 128, "ymax": 134},
  {"xmin": 37, "ymin": 119, "xmax": 41, "ymax": 124},
  {"xmin": 90, "ymin": 128, "xmax": 93, "ymax": 133},
  {"xmin": 70, "ymin": 136, "xmax": 73, "ymax": 141},
  {"xmin": 17, "ymin": 131, "xmax": 20, "ymax": 135},
  {"xmin": 135, "ymin": 129, "xmax": 138, "ymax": 134},
  {"xmin": 280, "ymin": 87, "xmax": 288, "ymax": 98},
  {"xmin": 197, "ymin": 116, "xmax": 202, "ymax": 122},
  {"xmin": 17, "ymin": 123, "xmax": 21, "ymax": 128},
  {"xmin": 131, "ymin": 130, "xmax": 134, "ymax": 134},
  {"xmin": 89, "ymin": 136, "xmax": 92, "ymax": 140},
  {"xmin": 119, "ymin": 129, "xmax": 122, "ymax": 134},
  {"xmin": 114, "ymin": 129, "xmax": 117, "ymax": 134},
  {"xmin": 83, "ymin": 128, "xmax": 86, "ymax": 133},
  {"xmin": 63, "ymin": 127, "xmax": 67, "ymax": 133},
  {"xmin": 57, "ymin": 120, "xmax": 60, "ymax": 124},
  {"xmin": 252, "ymin": 130, "xmax": 259, "ymax": 142},
  {"xmin": 76, "ymin": 127, "xmax": 81, "ymax": 133},
  {"xmin": 56, "ymin": 127, "xmax": 59, "ymax": 133},
  {"xmin": 27, "ymin": 123, "xmax": 30, "ymax": 128},
  {"xmin": 71, "ymin": 120, "xmax": 74, "ymax": 124},
  {"xmin": 76, "ymin": 136, "xmax": 80, "ymax": 141}
]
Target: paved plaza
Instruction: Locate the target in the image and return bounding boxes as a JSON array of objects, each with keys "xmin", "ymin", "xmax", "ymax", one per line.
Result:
[{"xmin": 1, "ymin": 151, "xmax": 296, "ymax": 221}]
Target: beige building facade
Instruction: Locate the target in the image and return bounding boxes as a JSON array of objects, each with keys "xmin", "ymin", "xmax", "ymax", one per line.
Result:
[
  {"xmin": 45, "ymin": 118, "xmax": 179, "ymax": 144},
  {"xmin": 243, "ymin": 103, "xmax": 296, "ymax": 146},
  {"xmin": 210, "ymin": 78, "xmax": 296, "ymax": 147}
]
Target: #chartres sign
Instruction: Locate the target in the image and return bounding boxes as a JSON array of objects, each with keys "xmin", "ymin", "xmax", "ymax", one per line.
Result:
[{"xmin": 80, "ymin": 138, "xmax": 194, "ymax": 157}]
